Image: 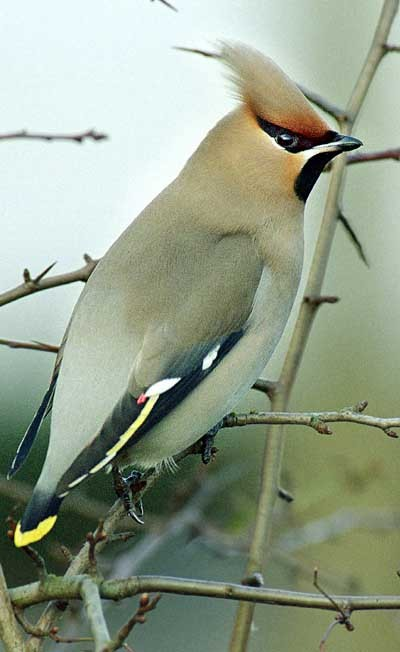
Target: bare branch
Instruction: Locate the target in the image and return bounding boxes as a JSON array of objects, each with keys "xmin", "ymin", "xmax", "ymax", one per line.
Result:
[
  {"xmin": 252, "ymin": 378, "xmax": 280, "ymax": 400},
  {"xmin": 297, "ymin": 85, "xmax": 347, "ymax": 120},
  {"xmin": 86, "ymin": 521, "xmax": 107, "ymax": 575},
  {"xmin": 173, "ymin": 45, "xmax": 219, "ymax": 58},
  {"xmin": 0, "ymin": 129, "xmax": 107, "ymax": 143},
  {"xmin": 319, "ymin": 619, "xmax": 343, "ymax": 652},
  {"xmin": 314, "ymin": 568, "xmax": 354, "ymax": 650},
  {"xmin": 109, "ymin": 466, "xmax": 241, "ymax": 578},
  {"xmin": 230, "ymin": 2, "xmax": 400, "ymax": 648},
  {"xmin": 222, "ymin": 400, "xmax": 400, "ymax": 438},
  {"xmin": 0, "ymin": 339, "xmax": 59, "ymax": 353},
  {"xmin": 104, "ymin": 593, "xmax": 161, "ymax": 652},
  {"xmin": 384, "ymin": 42, "xmax": 400, "ymax": 51},
  {"xmin": 174, "ymin": 46, "xmax": 347, "ymax": 120},
  {"xmin": 303, "ymin": 295, "xmax": 339, "ymax": 307},
  {"xmin": 0, "ymin": 564, "xmax": 25, "ymax": 652},
  {"xmin": 313, "ymin": 568, "xmax": 354, "ymax": 629},
  {"xmin": 0, "ymin": 255, "xmax": 98, "ymax": 307},
  {"xmin": 80, "ymin": 578, "xmax": 112, "ymax": 651},
  {"xmin": 9, "ymin": 572, "xmax": 400, "ymax": 613},
  {"xmin": 347, "ymin": 146, "xmax": 400, "ymax": 164}
]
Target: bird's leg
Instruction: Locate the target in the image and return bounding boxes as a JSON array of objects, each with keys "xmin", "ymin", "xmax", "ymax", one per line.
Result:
[
  {"xmin": 112, "ymin": 467, "xmax": 145, "ymax": 525},
  {"xmin": 201, "ymin": 420, "xmax": 224, "ymax": 464}
]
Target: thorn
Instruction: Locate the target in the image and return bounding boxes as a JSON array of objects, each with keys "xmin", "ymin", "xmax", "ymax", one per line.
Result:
[
  {"xmin": 83, "ymin": 253, "xmax": 94, "ymax": 263},
  {"xmin": 23, "ymin": 268, "xmax": 31, "ymax": 283},
  {"xmin": 33, "ymin": 261, "xmax": 57, "ymax": 283},
  {"xmin": 338, "ymin": 210, "xmax": 369, "ymax": 267},
  {"xmin": 152, "ymin": 0, "xmax": 177, "ymax": 10}
]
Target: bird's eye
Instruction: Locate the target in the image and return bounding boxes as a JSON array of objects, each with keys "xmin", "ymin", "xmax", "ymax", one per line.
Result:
[{"xmin": 276, "ymin": 133, "xmax": 299, "ymax": 150}]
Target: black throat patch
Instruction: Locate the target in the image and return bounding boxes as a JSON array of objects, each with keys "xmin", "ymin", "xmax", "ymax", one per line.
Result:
[{"xmin": 294, "ymin": 151, "xmax": 338, "ymax": 202}]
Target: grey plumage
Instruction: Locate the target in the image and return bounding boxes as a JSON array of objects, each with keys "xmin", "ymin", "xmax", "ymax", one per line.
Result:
[{"xmin": 12, "ymin": 42, "xmax": 362, "ymax": 547}]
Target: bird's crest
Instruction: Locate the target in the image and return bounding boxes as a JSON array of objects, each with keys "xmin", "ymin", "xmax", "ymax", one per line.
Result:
[{"xmin": 219, "ymin": 41, "xmax": 330, "ymax": 138}]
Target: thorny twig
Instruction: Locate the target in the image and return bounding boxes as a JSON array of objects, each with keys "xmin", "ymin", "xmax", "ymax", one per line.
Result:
[
  {"xmin": 346, "ymin": 146, "xmax": 400, "ymax": 164},
  {"xmin": 384, "ymin": 42, "xmax": 400, "ymax": 52},
  {"xmin": 0, "ymin": 254, "xmax": 98, "ymax": 307},
  {"xmin": 230, "ymin": 2, "xmax": 400, "ymax": 648},
  {"xmin": 1, "ymin": 4, "xmax": 398, "ymax": 650},
  {"xmin": 0, "ymin": 129, "xmax": 107, "ymax": 143},
  {"xmin": 86, "ymin": 520, "xmax": 107, "ymax": 574},
  {"xmin": 0, "ymin": 339, "xmax": 59, "ymax": 353},
  {"xmin": 314, "ymin": 568, "xmax": 354, "ymax": 651},
  {"xmin": 222, "ymin": 399, "xmax": 400, "ymax": 439},
  {"xmin": 174, "ymin": 46, "xmax": 348, "ymax": 120},
  {"xmin": 14, "ymin": 608, "xmax": 93, "ymax": 644},
  {"xmin": 9, "ymin": 573, "xmax": 400, "ymax": 612},
  {"xmin": 104, "ymin": 593, "xmax": 161, "ymax": 652}
]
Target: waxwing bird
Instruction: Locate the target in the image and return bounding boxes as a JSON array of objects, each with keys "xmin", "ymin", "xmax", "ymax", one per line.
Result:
[{"xmin": 10, "ymin": 42, "xmax": 362, "ymax": 547}]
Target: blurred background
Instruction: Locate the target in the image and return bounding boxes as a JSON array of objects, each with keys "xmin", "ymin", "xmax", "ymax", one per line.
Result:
[{"xmin": 1, "ymin": 1, "xmax": 400, "ymax": 650}]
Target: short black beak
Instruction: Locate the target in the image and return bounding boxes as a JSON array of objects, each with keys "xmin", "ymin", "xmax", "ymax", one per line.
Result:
[
  {"xmin": 332, "ymin": 134, "xmax": 363, "ymax": 151},
  {"xmin": 313, "ymin": 134, "xmax": 363, "ymax": 153}
]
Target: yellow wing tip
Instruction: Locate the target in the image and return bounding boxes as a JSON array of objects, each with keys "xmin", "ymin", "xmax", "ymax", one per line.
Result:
[{"xmin": 14, "ymin": 515, "xmax": 58, "ymax": 548}]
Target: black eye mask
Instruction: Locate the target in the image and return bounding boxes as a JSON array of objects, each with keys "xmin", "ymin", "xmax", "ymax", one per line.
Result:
[
  {"xmin": 256, "ymin": 115, "xmax": 338, "ymax": 153},
  {"xmin": 256, "ymin": 116, "xmax": 346, "ymax": 202}
]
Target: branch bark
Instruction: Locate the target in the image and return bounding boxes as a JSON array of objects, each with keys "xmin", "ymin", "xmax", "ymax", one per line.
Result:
[
  {"xmin": 0, "ymin": 339, "xmax": 59, "ymax": 353},
  {"xmin": 229, "ymin": 2, "xmax": 400, "ymax": 649},
  {"xmin": 0, "ymin": 255, "xmax": 98, "ymax": 308},
  {"xmin": 222, "ymin": 401, "xmax": 400, "ymax": 438},
  {"xmin": 0, "ymin": 564, "xmax": 25, "ymax": 652},
  {"xmin": 0, "ymin": 129, "xmax": 107, "ymax": 143},
  {"xmin": 347, "ymin": 146, "xmax": 400, "ymax": 164},
  {"xmin": 80, "ymin": 578, "xmax": 112, "ymax": 652},
  {"xmin": 9, "ymin": 572, "xmax": 400, "ymax": 613}
]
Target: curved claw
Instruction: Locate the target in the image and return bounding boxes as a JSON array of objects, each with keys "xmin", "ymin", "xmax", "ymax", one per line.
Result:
[
  {"xmin": 135, "ymin": 498, "xmax": 144, "ymax": 519},
  {"xmin": 128, "ymin": 508, "xmax": 144, "ymax": 525},
  {"xmin": 112, "ymin": 466, "xmax": 145, "ymax": 525}
]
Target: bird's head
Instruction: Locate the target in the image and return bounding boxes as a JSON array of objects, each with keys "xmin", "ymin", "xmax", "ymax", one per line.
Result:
[{"xmin": 214, "ymin": 42, "xmax": 362, "ymax": 203}]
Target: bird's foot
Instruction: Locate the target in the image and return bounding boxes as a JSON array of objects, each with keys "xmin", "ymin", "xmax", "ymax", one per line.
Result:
[
  {"xmin": 112, "ymin": 467, "xmax": 145, "ymax": 525},
  {"xmin": 201, "ymin": 420, "xmax": 224, "ymax": 464}
]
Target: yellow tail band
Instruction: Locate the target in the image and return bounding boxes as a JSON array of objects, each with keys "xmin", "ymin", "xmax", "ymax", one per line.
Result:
[{"xmin": 14, "ymin": 514, "xmax": 58, "ymax": 548}]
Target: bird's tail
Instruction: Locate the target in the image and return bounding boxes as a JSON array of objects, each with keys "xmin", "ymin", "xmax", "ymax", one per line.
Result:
[{"xmin": 14, "ymin": 489, "xmax": 62, "ymax": 547}]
